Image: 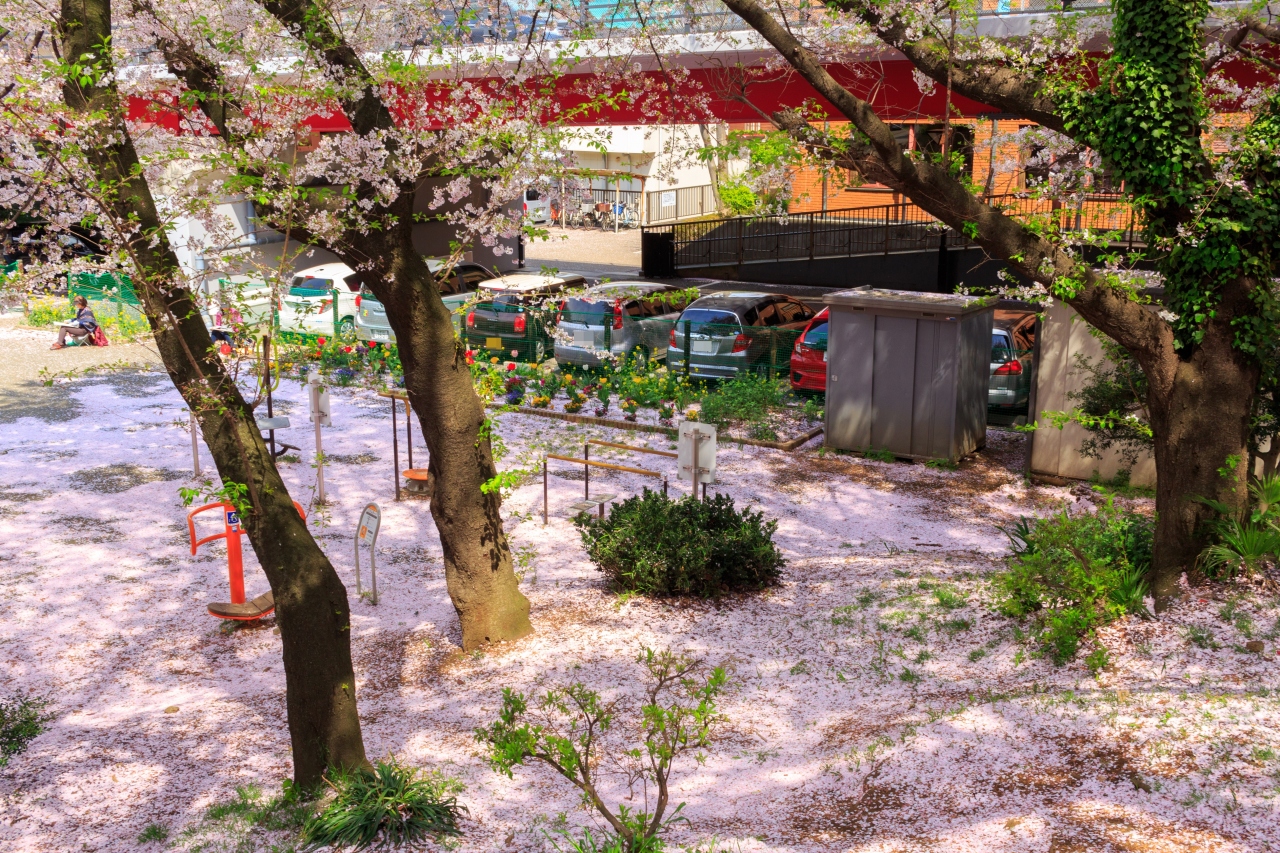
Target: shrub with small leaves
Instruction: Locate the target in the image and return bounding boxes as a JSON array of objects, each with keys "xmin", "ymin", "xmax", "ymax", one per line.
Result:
[
  {"xmin": 575, "ymin": 490, "xmax": 784, "ymax": 598},
  {"xmin": 994, "ymin": 498, "xmax": 1153, "ymax": 664}
]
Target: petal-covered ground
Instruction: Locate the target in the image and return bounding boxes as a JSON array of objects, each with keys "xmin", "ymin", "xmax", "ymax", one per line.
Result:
[{"xmin": 0, "ymin": 319, "xmax": 1277, "ymax": 853}]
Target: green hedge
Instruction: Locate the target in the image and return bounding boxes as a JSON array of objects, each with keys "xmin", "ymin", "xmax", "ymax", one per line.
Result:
[{"xmin": 575, "ymin": 489, "xmax": 784, "ymax": 598}]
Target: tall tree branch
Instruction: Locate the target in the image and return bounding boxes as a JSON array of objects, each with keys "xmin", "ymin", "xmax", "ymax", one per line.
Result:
[
  {"xmin": 825, "ymin": 0, "xmax": 1069, "ymax": 134},
  {"xmin": 722, "ymin": 0, "xmax": 1171, "ymax": 366}
]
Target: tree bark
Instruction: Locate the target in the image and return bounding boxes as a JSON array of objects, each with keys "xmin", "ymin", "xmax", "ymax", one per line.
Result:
[
  {"xmin": 56, "ymin": 0, "xmax": 367, "ymax": 788},
  {"xmin": 333, "ymin": 219, "xmax": 532, "ymax": 649},
  {"xmin": 1144, "ymin": 290, "xmax": 1258, "ymax": 601}
]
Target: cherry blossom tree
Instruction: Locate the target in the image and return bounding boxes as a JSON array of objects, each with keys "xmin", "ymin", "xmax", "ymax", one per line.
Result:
[{"xmin": 718, "ymin": 0, "xmax": 1280, "ymax": 605}]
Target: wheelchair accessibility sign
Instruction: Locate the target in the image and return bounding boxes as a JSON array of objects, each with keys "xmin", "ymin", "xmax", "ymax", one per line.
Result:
[{"xmin": 225, "ymin": 510, "xmax": 240, "ymax": 528}]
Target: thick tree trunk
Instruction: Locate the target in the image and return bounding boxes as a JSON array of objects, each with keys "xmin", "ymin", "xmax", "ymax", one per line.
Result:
[
  {"xmin": 58, "ymin": 0, "xmax": 367, "ymax": 789},
  {"xmin": 346, "ymin": 229, "xmax": 532, "ymax": 650},
  {"xmin": 1145, "ymin": 317, "xmax": 1257, "ymax": 605}
]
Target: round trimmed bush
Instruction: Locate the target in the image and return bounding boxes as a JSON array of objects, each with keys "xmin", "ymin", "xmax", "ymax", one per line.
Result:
[{"xmin": 575, "ymin": 489, "xmax": 784, "ymax": 597}]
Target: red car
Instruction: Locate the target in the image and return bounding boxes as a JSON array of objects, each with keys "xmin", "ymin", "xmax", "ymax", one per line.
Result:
[{"xmin": 790, "ymin": 307, "xmax": 828, "ymax": 392}]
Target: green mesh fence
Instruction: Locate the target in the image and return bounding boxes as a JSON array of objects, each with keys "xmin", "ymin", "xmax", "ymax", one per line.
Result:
[{"xmin": 69, "ymin": 271, "xmax": 140, "ymax": 306}]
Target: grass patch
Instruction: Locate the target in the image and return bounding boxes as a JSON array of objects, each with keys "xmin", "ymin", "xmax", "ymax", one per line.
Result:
[
  {"xmin": 0, "ymin": 694, "xmax": 49, "ymax": 767},
  {"xmin": 862, "ymin": 448, "xmax": 895, "ymax": 463},
  {"xmin": 698, "ymin": 374, "xmax": 787, "ymax": 427},
  {"xmin": 137, "ymin": 824, "xmax": 169, "ymax": 844},
  {"xmin": 302, "ymin": 760, "xmax": 463, "ymax": 850}
]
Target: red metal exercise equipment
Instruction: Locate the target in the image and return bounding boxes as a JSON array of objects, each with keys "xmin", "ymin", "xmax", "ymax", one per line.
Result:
[{"xmin": 187, "ymin": 500, "xmax": 307, "ymax": 620}]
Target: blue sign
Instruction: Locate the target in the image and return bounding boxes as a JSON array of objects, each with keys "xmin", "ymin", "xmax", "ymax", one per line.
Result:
[{"xmin": 226, "ymin": 510, "xmax": 240, "ymax": 528}]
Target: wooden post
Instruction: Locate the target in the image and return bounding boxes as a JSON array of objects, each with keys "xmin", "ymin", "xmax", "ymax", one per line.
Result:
[
  {"xmin": 405, "ymin": 399, "xmax": 413, "ymax": 470},
  {"xmin": 390, "ymin": 396, "xmax": 401, "ymax": 502},
  {"xmin": 584, "ymin": 441, "xmax": 590, "ymax": 499},
  {"xmin": 543, "ymin": 458, "xmax": 548, "ymax": 525},
  {"xmin": 263, "ymin": 336, "xmax": 277, "ymax": 458}
]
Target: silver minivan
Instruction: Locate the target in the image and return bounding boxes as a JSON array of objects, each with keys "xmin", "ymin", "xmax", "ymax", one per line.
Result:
[
  {"xmin": 554, "ymin": 281, "xmax": 690, "ymax": 369},
  {"xmin": 667, "ymin": 291, "xmax": 815, "ymax": 380}
]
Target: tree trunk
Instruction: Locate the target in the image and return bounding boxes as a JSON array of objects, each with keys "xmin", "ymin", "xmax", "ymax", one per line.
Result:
[
  {"xmin": 344, "ymin": 230, "xmax": 532, "ymax": 650},
  {"xmin": 1145, "ymin": 318, "xmax": 1257, "ymax": 605},
  {"xmin": 57, "ymin": 0, "xmax": 367, "ymax": 789}
]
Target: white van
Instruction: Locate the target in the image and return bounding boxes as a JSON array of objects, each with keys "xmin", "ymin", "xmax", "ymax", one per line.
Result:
[
  {"xmin": 522, "ymin": 189, "xmax": 550, "ymax": 224},
  {"xmin": 277, "ymin": 262, "xmax": 361, "ymax": 336}
]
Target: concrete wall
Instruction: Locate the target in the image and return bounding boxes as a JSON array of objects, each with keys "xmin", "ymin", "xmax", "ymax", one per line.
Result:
[{"xmin": 1029, "ymin": 302, "xmax": 1157, "ymax": 487}]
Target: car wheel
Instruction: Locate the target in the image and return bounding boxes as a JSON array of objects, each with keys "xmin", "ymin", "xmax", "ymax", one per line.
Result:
[
  {"xmin": 535, "ymin": 340, "xmax": 545, "ymax": 363},
  {"xmin": 338, "ymin": 317, "xmax": 355, "ymax": 337},
  {"xmin": 631, "ymin": 346, "xmax": 649, "ymax": 372}
]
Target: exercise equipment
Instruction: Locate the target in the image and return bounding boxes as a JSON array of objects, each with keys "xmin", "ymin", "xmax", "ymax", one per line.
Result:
[{"xmin": 188, "ymin": 500, "xmax": 306, "ymax": 620}]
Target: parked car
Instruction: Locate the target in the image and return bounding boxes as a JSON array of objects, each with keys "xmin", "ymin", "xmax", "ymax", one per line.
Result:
[
  {"xmin": 988, "ymin": 324, "xmax": 1033, "ymax": 413},
  {"xmin": 522, "ymin": 189, "xmax": 551, "ymax": 224},
  {"xmin": 789, "ymin": 307, "xmax": 828, "ymax": 392},
  {"xmin": 554, "ymin": 281, "xmax": 691, "ymax": 369},
  {"xmin": 355, "ymin": 260, "xmax": 498, "ymax": 344},
  {"xmin": 666, "ymin": 291, "xmax": 816, "ymax": 380},
  {"xmin": 201, "ymin": 275, "xmax": 276, "ymax": 339},
  {"xmin": 464, "ymin": 271, "xmax": 588, "ymax": 362},
  {"xmin": 277, "ymin": 263, "xmax": 361, "ymax": 336}
]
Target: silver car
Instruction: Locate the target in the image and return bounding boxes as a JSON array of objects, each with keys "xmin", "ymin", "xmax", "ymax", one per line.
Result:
[
  {"xmin": 989, "ymin": 326, "xmax": 1033, "ymax": 413},
  {"xmin": 554, "ymin": 282, "xmax": 690, "ymax": 369},
  {"xmin": 667, "ymin": 291, "xmax": 815, "ymax": 380}
]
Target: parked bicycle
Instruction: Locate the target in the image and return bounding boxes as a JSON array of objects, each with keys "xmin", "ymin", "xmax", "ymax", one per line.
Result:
[{"xmin": 599, "ymin": 200, "xmax": 640, "ymax": 230}]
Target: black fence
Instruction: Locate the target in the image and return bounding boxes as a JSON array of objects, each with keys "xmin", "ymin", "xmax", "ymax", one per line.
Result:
[{"xmin": 641, "ymin": 194, "xmax": 1140, "ymax": 276}]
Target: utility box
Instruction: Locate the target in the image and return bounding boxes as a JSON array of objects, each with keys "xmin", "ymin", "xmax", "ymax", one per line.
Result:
[{"xmin": 823, "ymin": 287, "xmax": 994, "ymax": 462}]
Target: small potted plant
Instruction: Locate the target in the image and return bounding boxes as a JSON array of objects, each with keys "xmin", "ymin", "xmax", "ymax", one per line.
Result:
[
  {"xmin": 620, "ymin": 398, "xmax": 640, "ymax": 421},
  {"xmin": 564, "ymin": 388, "xmax": 586, "ymax": 413},
  {"xmin": 658, "ymin": 401, "xmax": 675, "ymax": 426},
  {"xmin": 593, "ymin": 385, "xmax": 611, "ymax": 417},
  {"xmin": 530, "ymin": 394, "xmax": 552, "ymax": 408}
]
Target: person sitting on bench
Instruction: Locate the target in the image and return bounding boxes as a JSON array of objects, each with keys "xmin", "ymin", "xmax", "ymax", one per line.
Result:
[{"xmin": 51, "ymin": 296, "xmax": 97, "ymax": 350}]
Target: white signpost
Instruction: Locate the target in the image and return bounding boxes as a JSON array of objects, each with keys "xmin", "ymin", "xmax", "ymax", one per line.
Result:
[
  {"xmin": 677, "ymin": 421, "xmax": 717, "ymax": 498},
  {"xmin": 354, "ymin": 502, "xmax": 381, "ymax": 604},
  {"xmin": 189, "ymin": 410, "xmax": 201, "ymax": 476},
  {"xmin": 308, "ymin": 370, "xmax": 331, "ymax": 502}
]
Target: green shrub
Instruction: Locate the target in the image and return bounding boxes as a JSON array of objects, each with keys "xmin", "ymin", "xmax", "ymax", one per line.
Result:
[
  {"xmin": 1196, "ymin": 473, "xmax": 1280, "ymax": 579},
  {"xmin": 698, "ymin": 374, "xmax": 786, "ymax": 426},
  {"xmin": 0, "ymin": 695, "xmax": 48, "ymax": 767},
  {"xmin": 302, "ymin": 760, "xmax": 462, "ymax": 850},
  {"xmin": 575, "ymin": 490, "xmax": 784, "ymax": 598},
  {"xmin": 994, "ymin": 499, "xmax": 1153, "ymax": 664}
]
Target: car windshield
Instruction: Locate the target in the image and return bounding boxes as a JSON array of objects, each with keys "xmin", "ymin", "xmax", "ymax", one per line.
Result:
[
  {"xmin": 679, "ymin": 308, "xmax": 740, "ymax": 334},
  {"xmin": 290, "ymin": 277, "xmax": 333, "ymax": 293},
  {"xmin": 802, "ymin": 318, "xmax": 828, "ymax": 350}
]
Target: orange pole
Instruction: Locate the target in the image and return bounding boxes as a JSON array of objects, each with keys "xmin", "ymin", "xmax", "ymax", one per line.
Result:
[{"xmin": 225, "ymin": 507, "xmax": 246, "ymax": 604}]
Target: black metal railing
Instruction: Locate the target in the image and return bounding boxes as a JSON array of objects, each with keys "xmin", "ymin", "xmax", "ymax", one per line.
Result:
[{"xmin": 642, "ymin": 193, "xmax": 1140, "ymax": 273}]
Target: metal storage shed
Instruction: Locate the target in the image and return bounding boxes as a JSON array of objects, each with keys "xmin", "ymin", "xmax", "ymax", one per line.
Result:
[{"xmin": 823, "ymin": 287, "xmax": 994, "ymax": 462}]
